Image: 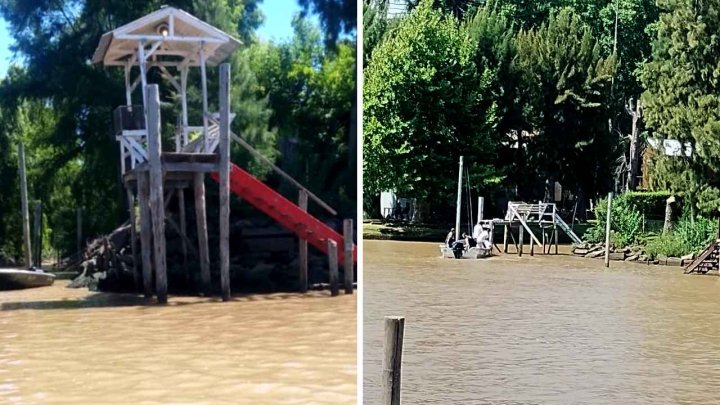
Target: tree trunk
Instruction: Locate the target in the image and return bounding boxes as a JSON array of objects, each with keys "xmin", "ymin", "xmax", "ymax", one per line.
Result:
[
  {"xmin": 626, "ymin": 99, "xmax": 643, "ymax": 192},
  {"xmin": 663, "ymin": 196, "xmax": 676, "ymax": 233}
]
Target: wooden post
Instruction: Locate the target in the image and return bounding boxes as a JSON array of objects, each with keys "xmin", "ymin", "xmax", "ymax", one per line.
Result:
[
  {"xmin": 455, "ymin": 156, "xmax": 463, "ymax": 241},
  {"xmin": 343, "ymin": 219, "xmax": 354, "ymax": 294},
  {"xmin": 126, "ymin": 188, "xmax": 139, "ymax": 291},
  {"xmin": 518, "ymin": 225, "xmax": 524, "ymax": 257},
  {"xmin": 137, "ymin": 172, "xmax": 153, "ymax": 298},
  {"xmin": 530, "ymin": 225, "xmax": 534, "ymax": 256},
  {"xmin": 554, "ymin": 224, "xmax": 558, "ymax": 255},
  {"xmin": 199, "ymin": 42, "xmax": 209, "ymax": 151},
  {"xmin": 382, "ymin": 316, "xmax": 405, "ymax": 405},
  {"xmin": 76, "ymin": 207, "xmax": 82, "ymax": 254},
  {"xmin": 178, "ymin": 188, "xmax": 188, "ymax": 282},
  {"xmin": 298, "ymin": 190, "xmax": 308, "ymax": 293},
  {"xmin": 33, "ymin": 201, "xmax": 41, "ymax": 268},
  {"xmin": 605, "ymin": 192, "xmax": 613, "ymax": 268},
  {"xmin": 194, "ymin": 172, "xmax": 211, "ymax": 296},
  {"xmin": 328, "ymin": 239, "xmax": 339, "ymax": 296},
  {"xmin": 18, "ymin": 143, "xmax": 32, "ymax": 268},
  {"xmin": 477, "ymin": 197, "xmax": 484, "ymax": 222},
  {"xmin": 146, "ymin": 84, "xmax": 168, "ymax": 304},
  {"xmin": 503, "ymin": 224, "xmax": 508, "ymax": 253},
  {"xmin": 218, "ymin": 63, "xmax": 231, "ymax": 302}
]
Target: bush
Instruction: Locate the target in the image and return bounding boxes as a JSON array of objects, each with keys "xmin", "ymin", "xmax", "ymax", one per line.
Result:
[
  {"xmin": 624, "ymin": 191, "xmax": 676, "ymax": 217},
  {"xmin": 644, "ymin": 212, "xmax": 717, "ymax": 258},
  {"xmin": 585, "ymin": 194, "xmax": 643, "ymax": 247}
]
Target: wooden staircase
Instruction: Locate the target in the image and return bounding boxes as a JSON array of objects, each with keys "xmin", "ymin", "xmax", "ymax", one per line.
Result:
[
  {"xmin": 210, "ymin": 163, "xmax": 356, "ymax": 266},
  {"xmin": 684, "ymin": 240, "xmax": 720, "ymax": 274}
]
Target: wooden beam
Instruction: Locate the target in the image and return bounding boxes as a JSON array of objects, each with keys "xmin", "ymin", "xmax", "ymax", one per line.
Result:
[
  {"xmin": 126, "ymin": 187, "xmax": 139, "ymax": 292},
  {"xmin": 137, "ymin": 171, "xmax": 153, "ymax": 298},
  {"xmin": 194, "ymin": 172, "xmax": 211, "ymax": 296},
  {"xmin": 200, "ymin": 42, "xmax": 209, "ymax": 152},
  {"xmin": 328, "ymin": 239, "xmax": 339, "ymax": 297},
  {"xmin": 115, "ymin": 34, "xmax": 226, "ymax": 43},
  {"xmin": 382, "ymin": 316, "xmax": 405, "ymax": 405},
  {"xmin": 343, "ymin": 219, "xmax": 354, "ymax": 294},
  {"xmin": 18, "ymin": 143, "xmax": 31, "ymax": 268},
  {"xmin": 299, "ymin": 190, "xmax": 308, "ymax": 293},
  {"xmin": 33, "ymin": 201, "xmax": 41, "ymax": 268},
  {"xmin": 146, "ymin": 84, "xmax": 168, "ymax": 304},
  {"xmin": 218, "ymin": 63, "xmax": 231, "ymax": 301}
]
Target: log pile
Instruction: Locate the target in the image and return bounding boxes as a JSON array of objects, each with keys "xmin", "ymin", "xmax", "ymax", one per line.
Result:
[
  {"xmin": 571, "ymin": 242, "xmax": 695, "ymax": 266},
  {"xmin": 64, "ymin": 224, "xmax": 134, "ymax": 290}
]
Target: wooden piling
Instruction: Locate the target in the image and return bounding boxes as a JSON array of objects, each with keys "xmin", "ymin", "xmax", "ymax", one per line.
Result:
[
  {"xmin": 503, "ymin": 224, "xmax": 508, "ymax": 253},
  {"xmin": 178, "ymin": 188, "xmax": 188, "ymax": 281},
  {"xmin": 518, "ymin": 225, "xmax": 524, "ymax": 257},
  {"xmin": 146, "ymin": 84, "xmax": 168, "ymax": 304},
  {"xmin": 343, "ymin": 219, "xmax": 354, "ymax": 294},
  {"xmin": 218, "ymin": 63, "xmax": 231, "ymax": 301},
  {"xmin": 33, "ymin": 201, "xmax": 41, "ymax": 267},
  {"xmin": 382, "ymin": 316, "xmax": 405, "ymax": 405},
  {"xmin": 126, "ymin": 188, "xmax": 139, "ymax": 291},
  {"xmin": 18, "ymin": 143, "xmax": 31, "ymax": 268},
  {"xmin": 76, "ymin": 207, "xmax": 82, "ymax": 255},
  {"xmin": 298, "ymin": 190, "xmax": 308, "ymax": 293},
  {"xmin": 605, "ymin": 192, "xmax": 613, "ymax": 268},
  {"xmin": 328, "ymin": 239, "xmax": 339, "ymax": 296},
  {"xmin": 194, "ymin": 172, "xmax": 211, "ymax": 296},
  {"xmin": 529, "ymin": 225, "xmax": 534, "ymax": 257},
  {"xmin": 137, "ymin": 172, "xmax": 153, "ymax": 298}
]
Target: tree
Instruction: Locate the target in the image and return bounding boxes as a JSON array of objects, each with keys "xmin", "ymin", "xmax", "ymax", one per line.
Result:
[
  {"xmin": 298, "ymin": 0, "xmax": 356, "ymax": 45},
  {"xmin": 512, "ymin": 9, "xmax": 617, "ymax": 201},
  {"xmin": 641, "ymin": 0, "xmax": 720, "ymax": 214},
  {"xmin": 364, "ymin": 0, "xmax": 500, "ymax": 217}
]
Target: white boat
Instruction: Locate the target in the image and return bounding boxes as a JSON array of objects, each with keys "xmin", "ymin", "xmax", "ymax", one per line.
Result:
[
  {"xmin": 440, "ymin": 156, "xmax": 492, "ymax": 259},
  {"xmin": 0, "ymin": 269, "xmax": 56, "ymax": 290}
]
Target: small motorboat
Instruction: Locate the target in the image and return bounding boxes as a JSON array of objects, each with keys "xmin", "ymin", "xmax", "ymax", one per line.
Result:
[
  {"xmin": 0, "ymin": 268, "xmax": 56, "ymax": 290},
  {"xmin": 440, "ymin": 244, "xmax": 492, "ymax": 259}
]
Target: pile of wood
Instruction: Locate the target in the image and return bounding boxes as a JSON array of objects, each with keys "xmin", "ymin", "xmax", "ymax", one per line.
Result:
[{"xmin": 64, "ymin": 224, "xmax": 135, "ymax": 289}]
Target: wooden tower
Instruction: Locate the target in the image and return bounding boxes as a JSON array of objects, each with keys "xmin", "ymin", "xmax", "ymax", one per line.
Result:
[{"xmin": 92, "ymin": 6, "xmax": 239, "ymax": 303}]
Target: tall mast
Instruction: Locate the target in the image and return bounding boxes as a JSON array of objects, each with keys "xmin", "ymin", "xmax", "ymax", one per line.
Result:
[{"xmin": 455, "ymin": 156, "xmax": 463, "ymax": 241}]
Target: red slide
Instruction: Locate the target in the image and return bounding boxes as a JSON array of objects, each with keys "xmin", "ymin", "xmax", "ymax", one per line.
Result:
[{"xmin": 210, "ymin": 164, "xmax": 356, "ymax": 266}]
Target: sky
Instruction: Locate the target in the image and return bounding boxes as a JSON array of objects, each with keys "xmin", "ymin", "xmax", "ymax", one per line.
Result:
[{"xmin": 0, "ymin": 0, "xmax": 305, "ymax": 79}]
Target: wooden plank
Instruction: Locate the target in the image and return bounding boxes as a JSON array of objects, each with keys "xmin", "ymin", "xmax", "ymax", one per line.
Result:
[
  {"xmin": 382, "ymin": 316, "xmax": 405, "ymax": 405},
  {"xmin": 194, "ymin": 172, "xmax": 211, "ymax": 296},
  {"xmin": 218, "ymin": 63, "xmax": 231, "ymax": 302},
  {"xmin": 33, "ymin": 201, "xmax": 41, "ymax": 268},
  {"xmin": 328, "ymin": 239, "xmax": 339, "ymax": 297},
  {"xmin": 18, "ymin": 143, "xmax": 32, "ymax": 268},
  {"xmin": 137, "ymin": 172, "xmax": 153, "ymax": 298},
  {"xmin": 343, "ymin": 219, "xmax": 354, "ymax": 294},
  {"xmin": 162, "ymin": 162, "xmax": 219, "ymax": 172},
  {"xmin": 147, "ymin": 84, "xmax": 168, "ymax": 304},
  {"xmin": 299, "ymin": 190, "xmax": 308, "ymax": 293}
]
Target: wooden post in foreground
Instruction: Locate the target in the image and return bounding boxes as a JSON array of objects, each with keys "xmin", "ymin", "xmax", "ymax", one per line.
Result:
[
  {"xmin": 343, "ymin": 219, "xmax": 354, "ymax": 294},
  {"xmin": 604, "ymin": 192, "xmax": 613, "ymax": 268},
  {"xmin": 298, "ymin": 190, "xmax": 308, "ymax": 293},
  {"xmin": 137, "ymin": 173, "xmax": 153, "ymax": 298},
  {"xmin": 218, "ymin": 63, "xmax": 231, "ymax": 301},
  {"xmin": 33, "ymin": 201, "xmax": 41, "ymax": 268},
  {"xmin": 382, "ymin": 316, "xmax": 405, "ymax": 405},
  {"xmin": 18, "ymin": 143, "xmax": 32, "ymax": 268},
  {"xmin": 518, "ymin": 225, "xmax": 524, "ymax": 257},
  {"xmin": 146, "ymin": 84, "xmax": 168, "ymax": 303},
  {"xmin": 194, "ymin": 172, "xmax": 211, "ymax": 296},
  {"xmin": 328, "ymin": 239, "xmax": 339, "ymax": 296}
]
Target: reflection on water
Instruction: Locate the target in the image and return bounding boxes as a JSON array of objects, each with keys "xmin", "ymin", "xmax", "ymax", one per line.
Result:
[
  {"xmin": 1, "ymin": 281, "xmax": 356, "ymax": 404},
  {"xmin": 363, "ymin": 240, "xmax": 720, "ymax": 404}
]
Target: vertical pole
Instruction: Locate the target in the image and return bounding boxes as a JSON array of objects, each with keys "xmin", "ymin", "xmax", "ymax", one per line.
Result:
[
  {"xmin": 146, "ymin": 84, "xmax": 167, "ymax": 304},
  {"xmin": 18, "ymin": 143, "xmax": 31, "ymax": 268},
  {"xmin": 503, "ymin": 224, "xmax": 508, "ymax": 253},
  {"xmin": 124, "ymin": 63, "xmax": 132, "ymax": 106},
  {"xmin": 218, "ymin": 63, "xmax": 231, "ymax": 301},
  {"xmin": 518, "ymin": 225, "xmax": 524, "ymax": 257},
  {"xmin": 343, "ymin": 219, "xmax": 354, "ymax": 294},
  {"xmin": 477, "ymin": 196, "xmax": 484, "ymax": 223},
  {"xmin": 605, "ymin": 192, "xmax": 613, "ymax": 268},
  {"xmin": 137, "ymin": 172, "xmax": 153, "ymax": 298},
  {"xmin": 298, "ymin": 190, "xmax": 308, "ymax": 293},
  {"xmin": 199, "ymin": 42, "xmax": 209, "ymax": 152},
  {"xmin": 33, "ymin": 201, "xmax": 41, "ymax": 268},
  {"xmin": 194, "ymin": 172, "xmax": 211, "ymax": 296},
  {"xmin": 328, "ymin": 239, "xmax": 339, "ymax": 297},
  {"xmin": 530, "ymin": 225, "xmax": 534, "ymax": 256},
  {"xmin": 178, "ymin": 188, "xmax": 188, "ymax": 282},
  {"xmin": 382, "ymin": 316, "xmax": 405, "ymax": 405},
  {"xmin": 76, "ymin": 207, "xmax": 82, "ymax": 255},
  {"xmin": 455, "ymin": 156, "xmax": 463, "ymax": 241},
  {"xmin": 137, "ymin": 41, "xmax": 148, "ymax": 111},
  {"xmin": 126, "ymin": 188, "xmax": 139, "ymax": 292},
  {"xmin": 180, "ymin": 66, "xmax": 189, "ymax": 146}
]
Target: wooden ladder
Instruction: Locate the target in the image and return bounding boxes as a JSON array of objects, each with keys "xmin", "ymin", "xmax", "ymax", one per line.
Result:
[{"xmin": 684, "ymin": 240, "xmax": 720, "ymax": 274}]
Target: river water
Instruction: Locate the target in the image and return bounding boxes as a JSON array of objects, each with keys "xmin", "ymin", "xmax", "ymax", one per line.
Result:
[
  {"xmin": 0, "ymin": 281, "xmax": 356, "ymax": 404},
  {"xmin": 363, "ymin": 240, "xmax": 720, "ymax": 404}
]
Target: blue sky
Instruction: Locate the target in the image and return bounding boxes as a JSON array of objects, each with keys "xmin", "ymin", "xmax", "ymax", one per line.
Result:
[{"xmin": 0, "ymin": 0, "xmax": 304, "ymax": 79}]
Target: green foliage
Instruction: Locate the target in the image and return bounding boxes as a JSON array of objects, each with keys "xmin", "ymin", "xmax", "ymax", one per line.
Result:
[
  {"xmin": 623, "ymin": 191, "xmax": 673, "ymax": 216},
  {"xmin": 645, "ymin": 213, "xmax": 718, "ymax": 258},
  {"xmin": 364, "ymin": 0, "xmax": 501, "ymax": 211},
  {"xmin": 586, "ymin": 194, "xmax": 643, "ymax": 247}
]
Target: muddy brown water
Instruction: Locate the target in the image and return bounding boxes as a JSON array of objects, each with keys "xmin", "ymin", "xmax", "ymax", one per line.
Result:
[
  {"xmin": 363, "ymin": 240, "xmax": 720, "ymax": 404},
  {"xmin": 0, "ymin": 281, "xmax": 356, "ymax": 404}
]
